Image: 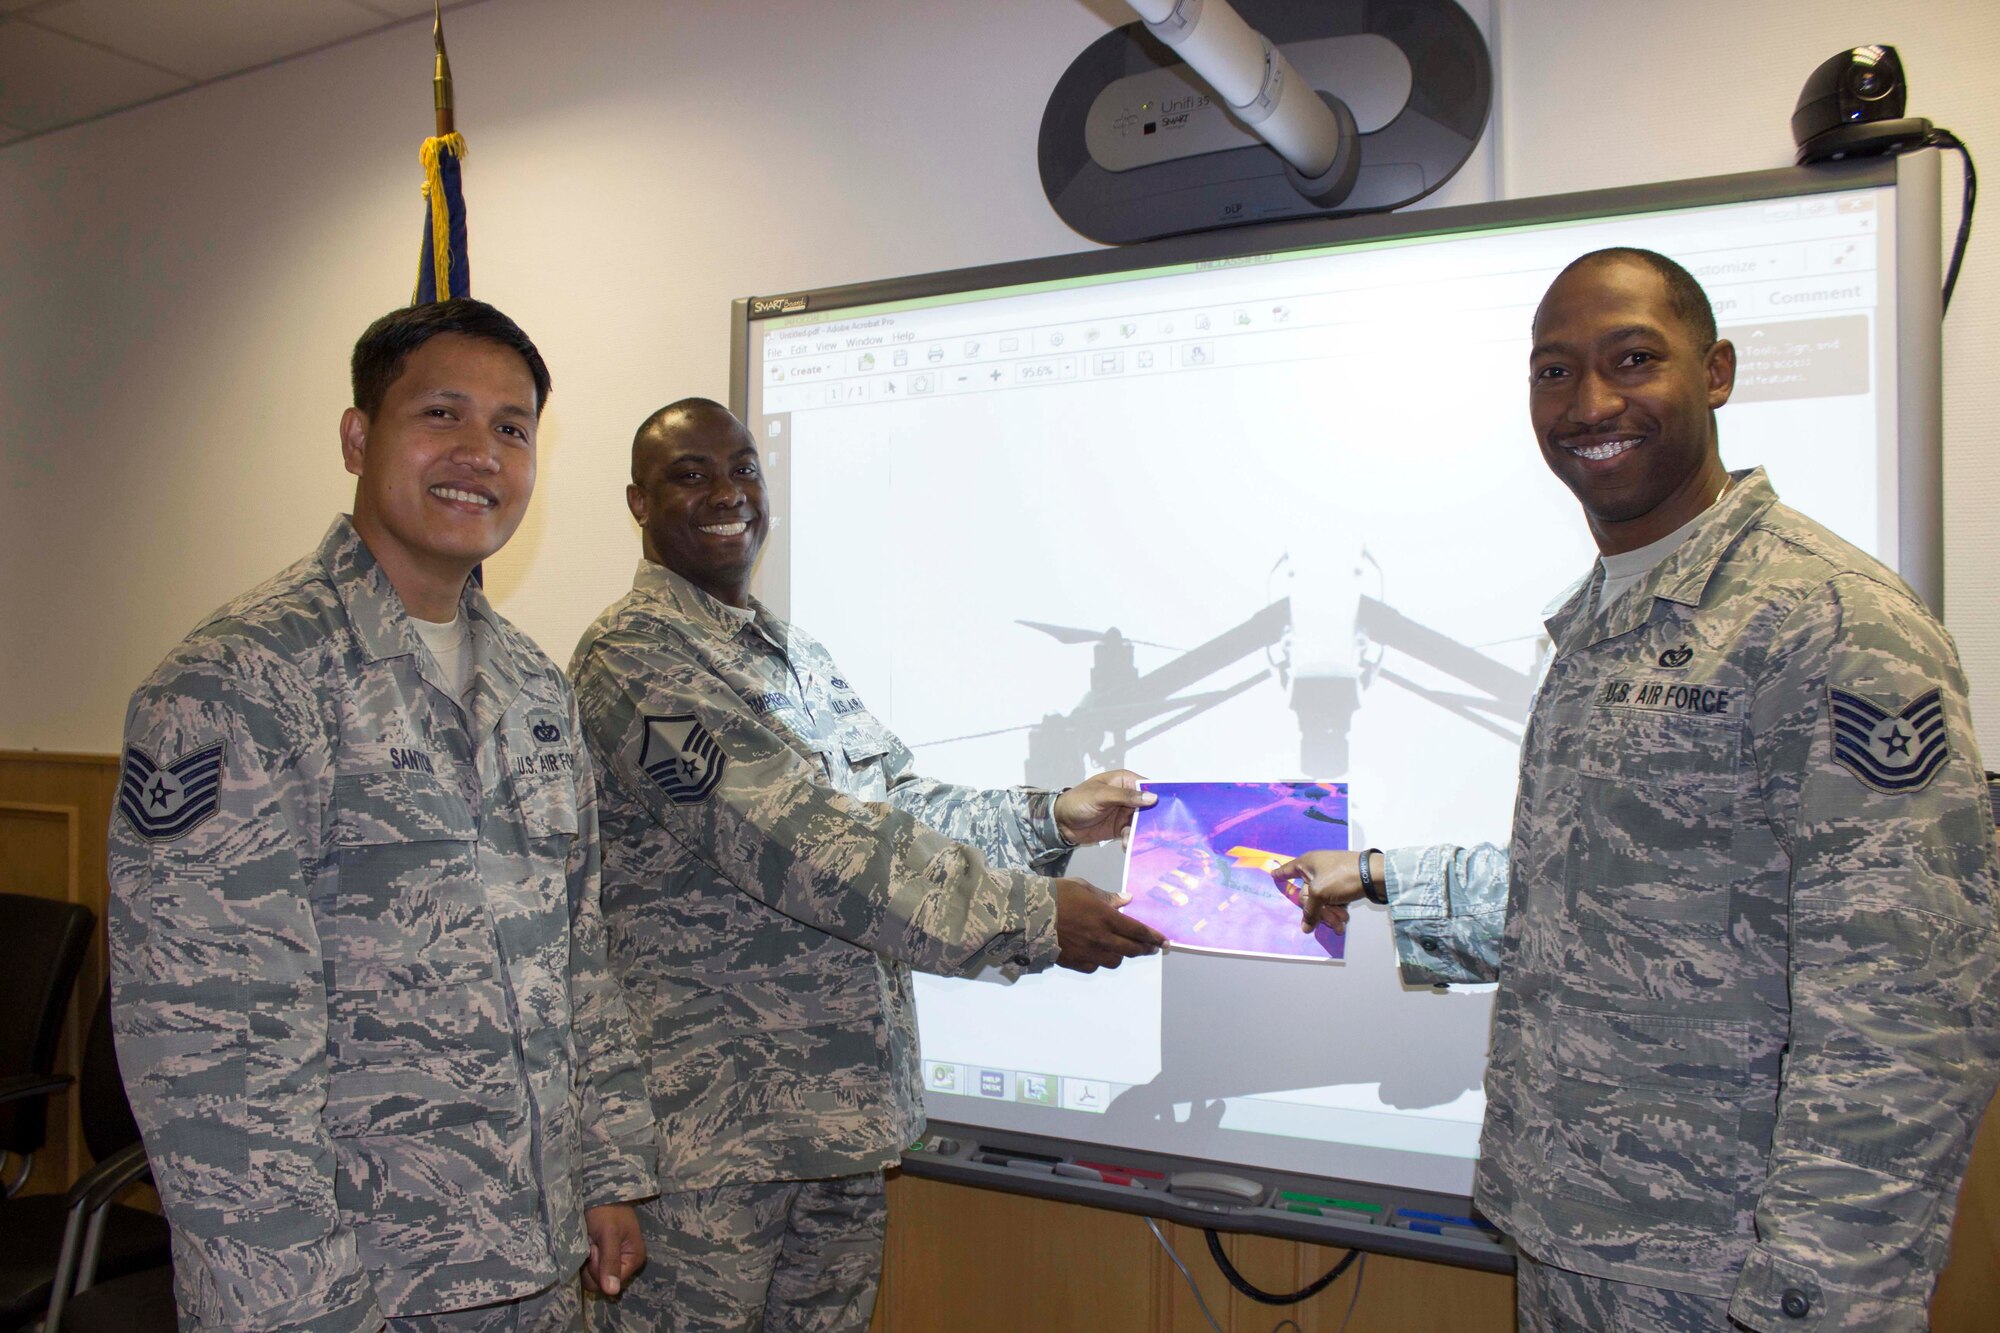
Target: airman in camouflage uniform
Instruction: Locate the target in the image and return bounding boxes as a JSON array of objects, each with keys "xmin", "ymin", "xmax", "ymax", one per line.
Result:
[
  {"xmin": 569, "ymin": 399, "xmax": 1164, "ymax": 1331},
  {"xmin": 1277, "ymin": 251, "xmax": 2000, "ymax": 1332},
  {"xmin": 108, "ymin": 301, "xmax": 657, "ymax": 1333}
]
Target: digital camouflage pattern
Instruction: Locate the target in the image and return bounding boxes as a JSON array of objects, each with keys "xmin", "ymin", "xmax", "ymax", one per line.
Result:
[
  {"xmin": 570, "ymin": 560, "xmax": 1069, "ymax": 1330},
  {"xmin": 1382, "ymin": 471, "xmax": 2000, "ymax": 1332},
  {"xmin": 386, "ymin": 1279, "xmax": 581, "ymax": 1333},
  {"xmin": 569, "ymin": 559, "xmax": 1069, "ymax": 1193},
  {"xmin": 108, "ymin": 518, "xmax": 657, "ymax": 1333},
  {"xmin": 595, "ymin": 1175, "xmax": 888, "ymax": 1332},
  {"xmin": 1515, "ymin": 1253, "xmax": 1732, "ymax": 1333}
]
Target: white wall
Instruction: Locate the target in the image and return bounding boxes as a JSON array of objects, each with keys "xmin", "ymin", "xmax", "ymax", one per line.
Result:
[{"xmin": 3, "ymin": 0, "xmax": 1995, "ymax": 753}]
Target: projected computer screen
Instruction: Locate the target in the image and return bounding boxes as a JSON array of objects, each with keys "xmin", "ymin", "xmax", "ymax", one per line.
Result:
[{"xmin": 734, "ymin": 161, "xmax": 1927, "ymax": 1197}]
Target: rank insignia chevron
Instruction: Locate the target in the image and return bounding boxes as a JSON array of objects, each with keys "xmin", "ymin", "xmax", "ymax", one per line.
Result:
[
  {"xmin": 118, "ymin": 741, "xmax": 226, "ymax": 841},
  {"xmin": 1829, "ymin": 687, "xmax": 1949, "ymax": 793},
  {"xmin": 639, "ymin": 713, "xmax": 727, "ymax": 804}
]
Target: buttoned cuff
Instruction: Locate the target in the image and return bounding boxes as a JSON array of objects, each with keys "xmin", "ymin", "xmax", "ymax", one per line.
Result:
[
  {"xmin": 1381, "ymin": 844, "xmax": 1504, "ymax": 987},
  {"xmin": 1728, "ymin": 1248, "xmax": 1927, "ymax": 1332},
  {"xmin": 1022, "ymin": 788, "xmax": 1073, "ymax": 873},
  {"xmin": 1383, "ymin": 846, "xmax": 1453, "ymax": 985},
  {"xmin": 993, "ymin": 873, "xmax": 1060, "ymax": 979}
]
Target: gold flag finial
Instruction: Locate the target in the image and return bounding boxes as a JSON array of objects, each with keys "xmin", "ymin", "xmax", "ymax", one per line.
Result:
[{"xmin": 432, "ymin": 1, "xmax": 454, "ymax": 136}]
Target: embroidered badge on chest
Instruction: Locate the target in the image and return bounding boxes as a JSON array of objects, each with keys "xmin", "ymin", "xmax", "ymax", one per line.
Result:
[
  {"xmin": 639, "ymin": 713, "xmax": 727, "ymax": 804},
  {"xmin": 118, "ymin": 741, "xmax": 226, "ymax": 841},
  {"xmin": 1829, "ymin": 687, "xmax": 1948, "ymax": 792}
]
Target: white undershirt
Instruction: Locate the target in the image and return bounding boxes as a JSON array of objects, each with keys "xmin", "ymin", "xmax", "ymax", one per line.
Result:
[
  {"xmin": 412, "ymin": 613, "xmax": 473, "ymax": 700},
  {"xmin": 1592, "ymin": 489, "xmax": 1727, "ymax": 618}
]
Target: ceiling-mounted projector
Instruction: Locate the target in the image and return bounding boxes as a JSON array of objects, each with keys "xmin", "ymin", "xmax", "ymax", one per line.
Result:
[{"xmin": 1040, "ymin": 0, "xmax": 1491, "ymax": 245}]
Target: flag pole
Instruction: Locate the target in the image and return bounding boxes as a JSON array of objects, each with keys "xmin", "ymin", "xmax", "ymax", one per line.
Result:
[
  {"xmin": 414, "ymin": 0, "xmax": 468, "ymax": 303},
  {"xmin": 433, "ymin": 1, "xmax": 454, "ymax": 138}
]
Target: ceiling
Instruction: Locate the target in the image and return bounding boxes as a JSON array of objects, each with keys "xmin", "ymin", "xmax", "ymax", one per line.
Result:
[{"xmin": 0, "ymin": 0, "xmax": 474, "ymax": 146}]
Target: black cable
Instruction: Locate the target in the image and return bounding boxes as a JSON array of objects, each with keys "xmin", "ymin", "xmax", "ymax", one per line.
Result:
[
  {"xmin": 1925, "ymin": 128, "xmax": 1976, "ymax": 314},
  {"xmin": 1203, "ymin": 1227, "xmax": 1359, "ymax": 1305}
]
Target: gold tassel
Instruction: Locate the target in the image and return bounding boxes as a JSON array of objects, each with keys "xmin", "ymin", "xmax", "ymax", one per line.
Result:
[{"xmin": 414, "ymin": 132, "xmax": 468, "ymax": 302}]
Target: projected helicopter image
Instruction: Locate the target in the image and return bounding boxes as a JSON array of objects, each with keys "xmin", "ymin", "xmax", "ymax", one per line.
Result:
[{"xmin": 920, "ymin": 546, "xmax": 1537, "ymax": 793}]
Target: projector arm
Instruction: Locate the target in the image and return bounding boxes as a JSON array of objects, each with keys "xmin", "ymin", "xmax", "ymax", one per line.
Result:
[{"xmin": 1123, "ymin": 0, "xmax": 1359, "ymax": 202}]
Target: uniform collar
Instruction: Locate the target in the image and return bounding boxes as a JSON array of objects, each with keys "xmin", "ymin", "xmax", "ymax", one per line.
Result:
[
  {"xmin": 630, "ymin": 558, "xmax": 789, "ymax": 649},
  {"xmin": 317, "ymin": 516, "xmax": 524, "ymax": 729},
  {"xmin": 1545, "ymin": 467, "xmax": 1778, "ymax": 649}
]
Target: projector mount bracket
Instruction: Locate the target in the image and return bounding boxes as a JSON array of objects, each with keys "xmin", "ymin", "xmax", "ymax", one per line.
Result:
[{"xmin": 1040, "ymin": 0, "xmax": 1491, "ymax": 244}]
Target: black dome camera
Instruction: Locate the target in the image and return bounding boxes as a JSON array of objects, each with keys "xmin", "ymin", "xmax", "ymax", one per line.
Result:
[{"xmin": 1792, "ymin": 45, "xmax": 1932, "ymax": 164}]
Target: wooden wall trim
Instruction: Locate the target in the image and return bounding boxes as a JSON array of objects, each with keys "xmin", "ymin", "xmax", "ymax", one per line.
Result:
[{"xmin": 0, "ymin": 749, "xmax": 125, "ymax": 768}]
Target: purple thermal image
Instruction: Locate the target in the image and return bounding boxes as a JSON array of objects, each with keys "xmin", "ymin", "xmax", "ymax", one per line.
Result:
[{"xmin": 1120, "ymin": 781, "xmax": 1349, "ymax": 961}]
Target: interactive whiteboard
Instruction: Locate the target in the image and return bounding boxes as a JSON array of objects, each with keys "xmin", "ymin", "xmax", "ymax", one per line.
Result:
[{"xmin": 731, "ymin": 155, "xmax": 1941, "ymax": 1200}]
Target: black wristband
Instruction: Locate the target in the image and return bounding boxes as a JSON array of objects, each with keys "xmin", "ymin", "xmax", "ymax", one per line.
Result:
[{"xmin": 1358, "ymin": 849, "xmax": 1387, "ymax": 905}]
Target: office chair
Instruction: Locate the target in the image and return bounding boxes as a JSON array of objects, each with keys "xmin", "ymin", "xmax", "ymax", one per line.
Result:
[
  {"xmin": 0, "ymin": 894, "xmax": 94, "ymax": 1197},
  {"xmin": 0, "ymin": 984, "xmax": 169, "ymax": 1332}
]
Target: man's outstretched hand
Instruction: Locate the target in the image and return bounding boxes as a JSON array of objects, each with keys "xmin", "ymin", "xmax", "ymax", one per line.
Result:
[
  {"xmin": 1269, "ymin": 850, "xmax": 1365, "ymax": 935},
  {"xmin": 1053, "ymin": 878, "xmax": 1167, "ymax": 973},
  {"xmin": 1054, "ymin": 769, "xmax": 1157, "ymax": 848}
]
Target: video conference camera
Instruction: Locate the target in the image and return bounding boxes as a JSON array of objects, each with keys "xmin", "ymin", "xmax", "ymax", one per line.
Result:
[{"xmin": 1792, "ymin": 45, "xmax": 1932, "ymax": 164}]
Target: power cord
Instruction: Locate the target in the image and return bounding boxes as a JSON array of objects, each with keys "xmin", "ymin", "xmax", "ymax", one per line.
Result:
[
  {"xmin": 1147, "ymin": 1217, "xmax": 1227, "ymax": 1333},
  {"xmin": 1204, "ymin": 1226, "xmax": 1360, "ymax": 1304},
  {"xmin": 1335, "ymin": 1254, "xmax": 1369, "ymax": 1332},
  {"xmin": 1925, "ymin": 128, "xmax": 1976, "ymax": 313},
  {"xmin": 1145, "ymin": 1218, "xmax": 1372, "ymax": 1331},
  {"xmin": 1273, "ymin": 1255, "xmax": 1370, "ymax": 1332}
]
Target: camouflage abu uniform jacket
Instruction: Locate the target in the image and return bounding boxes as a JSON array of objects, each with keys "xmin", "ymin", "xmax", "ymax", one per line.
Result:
[
  {"xmin": 570, "ymin": 560, "xmax": 1068, "ymax": 1192},
  {"xmin": 1379, "ymin": 471, "xmax": 2000, "ymax": 1332},
  {"xmin": 108, "ymin": 518, "xmax": 658, "ymax": 1333}
]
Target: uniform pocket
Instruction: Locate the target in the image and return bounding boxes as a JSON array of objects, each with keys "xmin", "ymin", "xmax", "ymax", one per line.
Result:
[
  {"xmin": 514, "ymin": 772, "xmax": 580, "ymax": 839},
  {"xmin": 333, "ymin": 770, "xmax": 472, "ymax": 845},
  {"xmin": 324, "ymin": 1049, "xmax": 521, "ymax": 1136},
  {"xmin": 1549, "ymin": 1002, "xmax": 1750, "ymax": 1090},
  {"xmin": 1566, "ymin": 709, "xmax": 1741, "ymax": 935},
  {"xmin": 1543, "ymin": 1003, "xmax": 1757, "ymax": 1229},
  {"xmin": 839, "ymin": 719, "xmax": 897, "ymax": 802},
  {"xmin": 325, "ymin": 771, "xmax": 488, "ymax": 975},
  {"xmin": 324, "ymin": 963, "xmax": 520, "ymax": 1136}
]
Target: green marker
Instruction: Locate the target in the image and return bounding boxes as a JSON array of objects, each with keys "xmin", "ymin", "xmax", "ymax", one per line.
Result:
[{"xmin": 1278, "ymin": 1190, "xmax": 1382, "ymax": 1215}]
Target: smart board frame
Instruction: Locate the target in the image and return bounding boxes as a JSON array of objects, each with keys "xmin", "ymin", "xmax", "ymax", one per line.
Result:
[{"xmin": 727, "ymin": 152, "xmax": 1944, "ymax": 1262}]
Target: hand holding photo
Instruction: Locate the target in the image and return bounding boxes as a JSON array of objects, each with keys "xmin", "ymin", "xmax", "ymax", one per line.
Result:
[{"xmin": 1120, "ymin": 781, "xmax": 1349, "ymax": 961}]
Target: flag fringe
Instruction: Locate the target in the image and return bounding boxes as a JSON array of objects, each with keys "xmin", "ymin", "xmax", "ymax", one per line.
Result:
[{"xmin": 415, "ymin": 133, "xmax": 468, "ymax": 303}]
